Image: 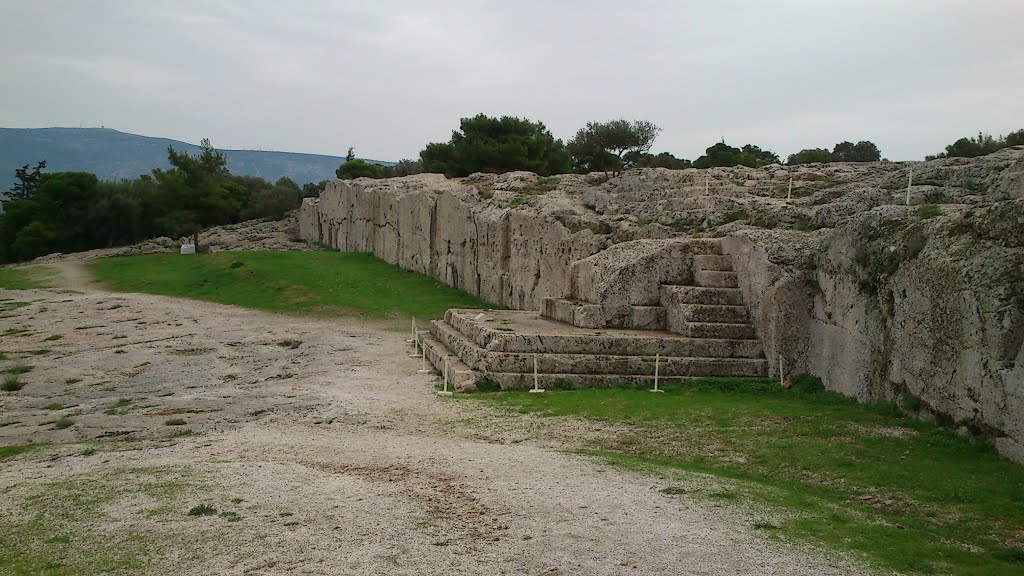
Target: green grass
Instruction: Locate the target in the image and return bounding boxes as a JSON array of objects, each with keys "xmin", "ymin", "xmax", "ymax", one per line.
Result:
[
  {"xmin": 0, "ymin": 444, "xmax": 43, "ymax": 460},
  {"xmin": 0, "ymin": 466, "xmax": 190, "ymax": 574},
  {"xmin": 187, "ymin": 503, "xmax": 217, "ymax": 516},
  {"xmin": 89, "ymin": 251, "xmax": 494, "ymax": 320},
  {"xmin": 0, "ymin": 266, "xmax": 56, "ymax": 290},
  {"xmin": 2, "ymin": 364, "xmax": 33, "ymax": 375},
  {"xmin": 103, "ymin": 399, "xmax": 138, "ymax": 416},
  {"xmin": 467, "ymin": 378, "xmax": 1024, "ymax": 575},
  {"xmin": 918, "ymin": 203, "xmax": 942, "ymax": 219},
  {"xmin": 2, "ymin": 377, "xmax": 24, "ymax": 392}
]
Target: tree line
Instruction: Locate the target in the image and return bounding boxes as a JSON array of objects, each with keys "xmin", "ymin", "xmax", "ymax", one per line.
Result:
[
  {"xmin": 0, "ymin": 140, "xmax": 316, "ymax": 263},
  {"xmin": 925, "ymin": 130, "xmax": 1024, "ymax": 160},
  {"xmin": 4, "ymin": 118, "xmax": 1021, "ymax": 264},
  {"xmin": 391, "ymin": 114, "xmax": 1021, "ymax": 178}
]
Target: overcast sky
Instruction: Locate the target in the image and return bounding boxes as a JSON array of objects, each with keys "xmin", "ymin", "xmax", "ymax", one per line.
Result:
[{"xmin": 1, "ymin": 0, "xmax": 1022, "ymax": 161}]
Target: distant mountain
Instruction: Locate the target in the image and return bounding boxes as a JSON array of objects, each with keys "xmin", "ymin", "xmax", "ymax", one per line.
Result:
[{"xmin": 0, "ymin": 127, "xmax": 392, "ymax": 191}]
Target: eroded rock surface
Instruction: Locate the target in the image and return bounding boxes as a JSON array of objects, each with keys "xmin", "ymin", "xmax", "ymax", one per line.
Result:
[{"xmin": 300, "ymin": 147, "xmax": 1024, "ymax": 462}]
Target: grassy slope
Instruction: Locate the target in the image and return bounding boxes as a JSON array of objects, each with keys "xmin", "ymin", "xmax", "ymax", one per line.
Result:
[
  {"xmin": 469, "ymin": 380, "xmax": 1024, "ymax": 576},
  {"xmin": 0, "ymin": 266, "xmax": 56, "ymax": 290},
  {"xmin": 88, "ymin": 251, "xmax": 493, "ymax": 320}
]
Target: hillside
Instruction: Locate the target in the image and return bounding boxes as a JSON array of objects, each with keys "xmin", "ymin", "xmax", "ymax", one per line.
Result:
[{"xmin": 0, "ymin": 127, "xmax": 392, "ymax": 190}]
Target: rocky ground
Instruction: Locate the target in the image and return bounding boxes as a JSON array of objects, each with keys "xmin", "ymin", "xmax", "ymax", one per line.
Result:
[
  {"xmin": 0, "ymin": 262, "xmax": 875, "ymax": 575},
  {"xmin": 32, "ymin": 211, "xmax": 313, "ymax": 263}
]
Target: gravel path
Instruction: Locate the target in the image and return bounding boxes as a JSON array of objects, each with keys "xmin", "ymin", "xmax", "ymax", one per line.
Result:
[{"xmin": 0, "ymin": 262, "xmax": 874, "ymax": 575}]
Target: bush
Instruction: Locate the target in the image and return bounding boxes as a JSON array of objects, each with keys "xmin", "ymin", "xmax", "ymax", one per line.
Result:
[
  {"xmin": 336, "ymin": 159, "xmax": 384, "ymax": 180},
  {"xmin": 188, "ymin": 504, "xmax": 217, "ymax": 516},
  {"xmin": 2, "ymin": 364, "xmax": 33, "ymax": 375},
  {"xmin": 420, "ymin": 114, "xmax": 571, "ymax": 177},
  {"xmin": 474, "ymin": 378, "xmax": 501, "ymax": 392},
  {"xmin": 917, "ymin": 204, "xmax": 941, "ymax": 219},
  {"xmin": 1, "ymin": 377, "xmax": 23, "ymax": 391},
  {"xmin": 721, "ymin": 209, "xmax": 748, "ymax": 224},
  {"xmin": 789, "ymin": 373, "xmax": 825, "ymax": 394}
]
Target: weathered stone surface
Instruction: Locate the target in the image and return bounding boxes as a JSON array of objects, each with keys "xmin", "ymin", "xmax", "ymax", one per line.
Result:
[
  {"xmin": 422, "ymin": 310, "xmax": 768, "ymax": 390},
  {"xmin": 301, "ymin": 147, "xmax": 1024, "ymax": 462}
]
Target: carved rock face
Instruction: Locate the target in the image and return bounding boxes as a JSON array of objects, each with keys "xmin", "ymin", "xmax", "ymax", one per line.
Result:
[{"xmin": 300, "ymin": 149, "xmax": 1024, "ymax": 461}]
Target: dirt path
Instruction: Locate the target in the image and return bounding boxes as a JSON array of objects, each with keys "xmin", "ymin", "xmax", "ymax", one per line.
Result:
[
  {"xmin": 0, "ymin": 264, "xmax": 874, "ymax": 575},
  {"xmin": 46, "ymin": 260, "xmax": 104, "ymax": 292}
]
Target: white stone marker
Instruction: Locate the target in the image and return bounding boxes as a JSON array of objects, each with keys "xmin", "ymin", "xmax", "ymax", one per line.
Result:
[
  {"xmin": 437, "ymin": 357, "xmax": 453, "ymax": 396},
  {"xmin": 409, "ymin": 332, "xmax": 423, "ymax": 358},
  {"xmin": 529, "ymin": 355, "xmax": 545, "ymax": 393},
  {"xmin": 407, "ymin": 317, "xmax": 417, "ymax": 343},
  {"xmin": 779, "ymin": 355, "xmax": 785, "ymax": 387},
  {"xmin": 417, "ymin": 346, "xmax": 432, "ymax": 374},
  {"xmin": 787, "ymin": 178, "xmax": 793, "ymax": 202},
  {"xmin": 650, "ymin": 353, "xmax": 664, "ymax": 393}
]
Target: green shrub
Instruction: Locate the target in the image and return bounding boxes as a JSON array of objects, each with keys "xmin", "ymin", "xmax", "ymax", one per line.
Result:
[
  {"xmin": 165, "ymin": 418, "xmax": 187, "ymax": 426},
  {"xmin": 1, "ymin": 377, "xmax": 24, "ymax": 392},
  {"xmin": 901, "ymin": 391, "xmax": 922, "ymax": 412},
  {"xmin": 474, "ymin": 378, "xmax": 501, "ymax": 392},
  {"xmin": 187, "ymin": 504, "xmax": 217, "ymax": 516},
  {"xmin": 2, "ymin": 364, "xmax": 33, "ymax": 375},
  {"xmin": 917, "ymin": 204, "xmax": 941, "ymax": 219},
  {"xmin": 792, "ymin": 215, "xmax": 815, "ymax": 232},
  {"xmin": 721, "ymin": 209, "xmax": 748, "ymax": 224},
  {"xmin": 789, "ymin": 373, "xmax": 825, "ymax": 394},
  {"xmin": 53, "ymin": 416, "xmax": 73, "ymax": 429},
  {"xmin": 527, "ymin": 176, "xmax": 560, "ymax": 194}
]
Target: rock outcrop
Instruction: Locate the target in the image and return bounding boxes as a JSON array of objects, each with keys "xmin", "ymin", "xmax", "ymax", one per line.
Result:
[{"xmin": 299, "ymin": 147, "xmax": 1024, "ymax": 462}]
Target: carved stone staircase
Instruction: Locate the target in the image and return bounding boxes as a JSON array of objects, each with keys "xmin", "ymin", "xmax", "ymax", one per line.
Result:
[{"xmin": 418, "ymin": 251, "xmax": 766, "ymax": 390}]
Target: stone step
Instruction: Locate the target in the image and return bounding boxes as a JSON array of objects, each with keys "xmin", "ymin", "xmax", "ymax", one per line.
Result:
[
  {"xmin": 683, "ymin": 322, "xmax": 757, "ymax": 340},
  {"xmin": 660, "ymin": 285, "xmax": 745, "ymax": 306},
  {"xmin": 693, "ymin": 254, "xmax": 734, "ymax": 272},
  {"xmin": 483, "ymin": 353, "xmax": 768, "ymax": 378},
  {"xmin": 430, "ymin": 320, "xmax": 487, "ymax": 368},
  {"xmin": 431, "ymin": 320, "xmax": 766, "ymax": 375},
  {"xmin": 694, "ymin": 270, "xmax": 738, "ymax": 288},
  {"xmin": 444, "ymin": 309, "xmax": 493, "ymax": 348},
  {"xmin": 690, "ymin": 239, "xmax": 724, "ymax": 256},
  {"xmin": 628, "ymin": 306, "xmax": 666, "ymax": 330},
  {"xmin": 678, "ymin": 304, "xmax": 748, "ymax": 324},
  {"xmin": 477, "ymin": 368, "xmax": 768, "ymax": 391},
  {"xmin": 419, "ymin": 334, "xmax": 480, "ymax": 392},
  {"xmin": 440, "ymin": 312, "xmax": 765, "ymax": 357},
  {"xmin": 540, "ymin": 297, "xmax": 604, "ymax": 328}
]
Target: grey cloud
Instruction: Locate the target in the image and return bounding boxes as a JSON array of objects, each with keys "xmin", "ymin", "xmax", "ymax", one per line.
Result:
[{"xmin": 1, "ymin": 0, "xmax": 1021, "ymax": 161}]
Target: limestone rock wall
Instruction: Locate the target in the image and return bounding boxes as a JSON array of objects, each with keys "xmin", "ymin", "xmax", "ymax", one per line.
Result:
[
  {"xmin": 298, "ymin": 174, "xmax": 609, "ymax": 310},
  {"xmin": 724, "ymin": 200, "xmax": 1024, "ymax": 462},
  {"xmin": 299, "ymin": 148, "xmax": 1024, "ymax": 462}
]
